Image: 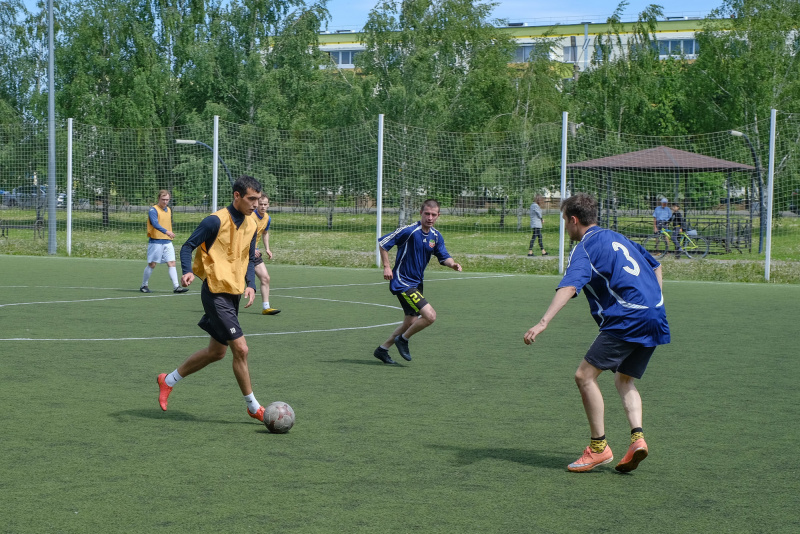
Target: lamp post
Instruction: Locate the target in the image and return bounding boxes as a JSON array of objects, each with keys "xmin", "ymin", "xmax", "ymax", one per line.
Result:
[
  {"xmin": 729, "ymin": 130, "xmax": 764, "ymax": 253},
  {"xmin": 174, "ymin": 139, "xmax": 234, "ymax": 186}
]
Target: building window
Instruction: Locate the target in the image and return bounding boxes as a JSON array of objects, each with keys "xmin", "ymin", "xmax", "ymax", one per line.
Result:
[
  {"xmin": 655, "ymin": 39, "xmax": 698, "ymax": 57},
  {"xmin": 329, "ymin": 51, "xmax": 360, "ymax": 65},
  {"xmin": 564, "ymin": 45, "xmax": 578, "ymax": 63},
  {"xmin": 514, "ymin": 44, "xmax": 548, "ymax": 63}
]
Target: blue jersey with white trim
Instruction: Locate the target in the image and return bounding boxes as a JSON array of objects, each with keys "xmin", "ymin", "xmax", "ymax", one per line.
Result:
[
  {"xmin": 379, "ymin": 221, "xmax": 451, "ymax": 293},
  {"xmin": 559, "ymin": 227, "xmax": 670, "ymax": 346}
]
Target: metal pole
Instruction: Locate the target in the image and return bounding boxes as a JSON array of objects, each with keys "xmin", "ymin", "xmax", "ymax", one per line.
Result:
[
  {"xmin": 376, "ymin": 114, "xmax": 384, "ymax": 267},
  {"xmin": 47, "ymin": 0, "xmax": 56, "ymax": 254},
  {"xmin": 559, "ymin": 112, "xmax": 568, "ymax": 274},
  {"xmin": 765, "ymin": 109, "xmax": 777, "ymax": 281},
  {"xmin": 67, "ymin": 119, "xmax": 73, "ymax": 255},
  {"xmin": 212, "ymin": 116, "xmax": 220, "ymax": 211}
]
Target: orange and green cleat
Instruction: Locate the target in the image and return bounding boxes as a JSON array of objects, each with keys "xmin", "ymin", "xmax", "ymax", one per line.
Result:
[
  {"xmin": 247, "ymin": 405, "xmax": 265, "ymax": 422},
  {"xmin": 615, "ymin": 438, "xmax": 648, "ymax": 473},
  {"xmin": 156, "ymin": 373, "xmax": 173, "ymax": 411},
  {"xmin": 567, "ymin": 445, "xmax": 613, "ymax": 472}
]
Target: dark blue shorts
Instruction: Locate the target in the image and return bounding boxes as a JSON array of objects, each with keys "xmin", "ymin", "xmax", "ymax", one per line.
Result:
[
  {"xmin": 392, "ymin": 284, "xmax": 428, "ymax": 317},
  {"xmin": 584, "ymin": 331, "xmax": 655, "ymax": 379},
  {"xmin": 198, "ymin": 280, "xmax": 244, "ymax": 345}
]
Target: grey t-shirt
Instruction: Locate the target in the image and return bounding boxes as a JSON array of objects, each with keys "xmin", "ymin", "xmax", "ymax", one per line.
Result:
[{"xmin": 530, "ymin": 203, "xmax": 543, "ymax": 229}]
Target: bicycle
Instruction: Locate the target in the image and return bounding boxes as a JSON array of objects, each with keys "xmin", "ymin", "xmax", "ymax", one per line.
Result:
[{"xmin": 642, "ymin": 226, "xmax": 709, "ymax": 259}]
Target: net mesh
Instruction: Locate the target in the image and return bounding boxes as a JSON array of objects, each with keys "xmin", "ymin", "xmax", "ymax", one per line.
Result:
[{"xmin": 1, "ymin": 114, "xmax": 799, "ymax": 264}]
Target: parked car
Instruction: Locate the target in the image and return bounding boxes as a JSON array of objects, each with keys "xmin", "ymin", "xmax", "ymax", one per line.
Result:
[{"xmin": 3, "ymin": 185, "xmax": 48, "ymax": 208}]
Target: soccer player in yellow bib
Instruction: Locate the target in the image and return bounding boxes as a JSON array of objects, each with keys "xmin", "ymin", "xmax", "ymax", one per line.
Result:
[
  {"xmin": 156, "ymin": 175, "xmax": 269, "ymax": 422},
  {"xmin": 140, "ymin": 190, "xmax": 188, "ymax": 293},
  {"xmin": 252, "ymin": 194, "xmax": 280, "ymax": 315}
]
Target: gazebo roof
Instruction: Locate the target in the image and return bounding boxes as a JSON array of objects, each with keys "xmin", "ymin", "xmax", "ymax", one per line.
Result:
[{"xmin": 567, "ymin": 146, "xmax": 755, "ymax": 172}]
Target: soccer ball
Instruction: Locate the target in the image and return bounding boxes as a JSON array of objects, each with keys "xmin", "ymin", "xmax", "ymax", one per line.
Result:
[{"xmin": 264, "ymin": 401, "xmax": 295, "ymax": 434}]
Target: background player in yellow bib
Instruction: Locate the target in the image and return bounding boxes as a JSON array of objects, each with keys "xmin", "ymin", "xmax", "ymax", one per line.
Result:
[
  {"xmin": 252, "ymin": 194, "xmax": 280, "ymax": 315},
  {"xmin": 140, "ymin": 190, "xmax": 188, "ymax": 293}
]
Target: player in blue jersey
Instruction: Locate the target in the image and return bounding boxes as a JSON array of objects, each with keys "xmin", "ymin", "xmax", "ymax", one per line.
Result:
[
  {"xmin": 523, "ymin": 193, "xmax": 670, "ymax": 473},
  {"xmin": 373, "ymin": 199, "xmax": 462, "ymax": 364}
]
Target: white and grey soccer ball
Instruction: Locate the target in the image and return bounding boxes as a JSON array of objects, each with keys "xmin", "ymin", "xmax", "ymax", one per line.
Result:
[{"xmin": 264, "ymin": 401, "xmax": 295, "ymax": 434}]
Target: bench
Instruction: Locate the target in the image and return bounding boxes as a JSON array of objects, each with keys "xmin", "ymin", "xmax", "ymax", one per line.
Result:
[{"xmin": 0, "ymin": 218, "xmax": 45, "ymax": 239}]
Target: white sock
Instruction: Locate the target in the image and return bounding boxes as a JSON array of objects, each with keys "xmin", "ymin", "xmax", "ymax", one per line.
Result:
[
  {"xmin": 165, "ymin": 369, "xmax": 182, "ymax": 387},
  {"xmin": 168, "ymin": 266, "xmax": 180, "ymax": 289},
  {"xmin": 263, "ymin": 301, "xmax": 270, "ymax": 310},
  {"xmin": 142, "ymin": 266, "xmax": 154, "ymax": 286},
  {"xmin": 244, "ymin": 393, "xmax": 261, "ymax": 413}
]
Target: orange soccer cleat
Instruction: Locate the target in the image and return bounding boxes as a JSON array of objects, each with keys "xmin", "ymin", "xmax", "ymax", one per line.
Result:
[
  {"xmin": 247, "ymin": 405, "xmax": 265, "ymax": 422},
  {"xmin": 615, "ymin": 438, "xmax": 649, "ymax": 473},
  {"xmin": 157, "ymin": 373, "xmax": 173, "ymax": 411},
  {"xmin": 567, "ymin": 445, "xmax": 614, "ymax": 473}
]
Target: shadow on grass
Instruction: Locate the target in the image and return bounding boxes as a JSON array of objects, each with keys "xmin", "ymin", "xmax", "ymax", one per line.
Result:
[
  {"xmin": 429, "ymin": 443, "xmax": 576, "ymax": 471},
  {"xmin": 323, "ymin": 358, "xmax": 407, "ymax": 367},
  {"xmin": 110, "ymin": 407, "xmax": 249, "ymax": 425}
]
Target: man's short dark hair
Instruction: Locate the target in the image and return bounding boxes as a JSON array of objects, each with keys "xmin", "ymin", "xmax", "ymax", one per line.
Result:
[
  {"xmin": 420, "ymin": 199, "xmax": 440, "ymax": 212},
  {"xmin": 561, "ymin": 193, "xmax": 598, "ymax": 226},
  {"xmin": 233, "ymin": 175, "xmax": 262, "ymax": 197}
]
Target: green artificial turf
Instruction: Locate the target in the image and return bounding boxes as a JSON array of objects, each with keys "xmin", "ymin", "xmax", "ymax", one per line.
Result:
[{"xmin": 1, "ymin": 256, "xmax": 797, "ymax": 533}]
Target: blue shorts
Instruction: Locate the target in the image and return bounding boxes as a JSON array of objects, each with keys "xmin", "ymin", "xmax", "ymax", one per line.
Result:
[
  {"xmin": 198, "ymin": 280, "xmax": 244, "ymax": 345},
  {"xmin": 584, "ymin": 332, "xmax": 655, "ymax": 379}
]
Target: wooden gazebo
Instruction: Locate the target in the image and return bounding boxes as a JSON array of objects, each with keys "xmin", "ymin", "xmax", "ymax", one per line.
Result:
[{"xmin": 566, "ymin": 146, "xmax": 757, "ymax": 251}]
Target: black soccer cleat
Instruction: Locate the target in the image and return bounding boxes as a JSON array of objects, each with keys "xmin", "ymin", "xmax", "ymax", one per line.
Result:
[
  {"xmin": 394, "ymin": 335, "xmax": 412, "ymax": 361},
  {"xmin": 140, "ymin": 285, "xmax": 151, "ymax": 293},
  {"xmin": 173, "ymin": 287, "xmax": 189, "ymax": 293},
  {"xmin": 373, "ymin": 347, "xmax": 396, "ymax": 365}
]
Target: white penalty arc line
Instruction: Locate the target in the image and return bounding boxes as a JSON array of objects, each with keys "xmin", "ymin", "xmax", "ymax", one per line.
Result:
[
  {"xmin": 0, "ymin": 322, "xmax": 403, "ymax": 342},
  {"xmin": 0, "ymin": 294, "xmax": 176, "ymax": 308},
  {"xmin": 0, "ymin": 274, "xmax": 511, "ymax": 342},
  {"xmin": 0, "ymin": 273, "xmax": 515, "ymax": 308}
]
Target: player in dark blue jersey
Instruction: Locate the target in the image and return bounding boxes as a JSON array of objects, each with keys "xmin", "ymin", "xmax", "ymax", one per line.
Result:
[
  {"xmin": 373, "ymin": 199, "xmax": 462, "ymax": 364},
  {"xmin": 523, "ymin": 193, "xmax": 670, "ymax": 473}
]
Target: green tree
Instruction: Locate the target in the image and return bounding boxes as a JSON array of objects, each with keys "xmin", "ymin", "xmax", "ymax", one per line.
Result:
[
  {"xmin": 687, "ymin": 0, "xmax": 800, "ymax": 132},
  {"xmin": 568, "ymin": 3, "xmax": 691, "ymax": 137},
  {"xmin": 357, "ymin": 0, "xmax": 516, "ymax": 131}
]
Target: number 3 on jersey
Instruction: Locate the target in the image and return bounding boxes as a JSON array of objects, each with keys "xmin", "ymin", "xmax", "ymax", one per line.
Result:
[{"xmin": 612, "ymin": 241, "xmax": 641, "ymax": 276}]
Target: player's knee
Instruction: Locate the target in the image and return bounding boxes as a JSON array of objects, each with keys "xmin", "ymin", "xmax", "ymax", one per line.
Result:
[
  {"xmin": 209, "ymin": 347, "xmax": 227, "ymax": 362},
  {"xmin": 231, "ymin": 342, "xmax": 249, "ymax": 361},
  {"xmin": 148, "ymin": 262, "xmax": 157, "ymax": 268},
  {"xmin": 420, "ymin": 306, "xmax": 436, "ymax": 323},
  {"xmin": 574, "ymin": 369, "xmax": 593, "ymax": 389},
  {"xmin": 614, "ymin": 372, "xmax": 635, "ymax": 391}
]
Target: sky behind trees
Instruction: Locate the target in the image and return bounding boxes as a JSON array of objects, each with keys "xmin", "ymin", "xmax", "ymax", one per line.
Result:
[{"xmin": 21, "ymin": 0, "xmax": 722, "ymax": 31}]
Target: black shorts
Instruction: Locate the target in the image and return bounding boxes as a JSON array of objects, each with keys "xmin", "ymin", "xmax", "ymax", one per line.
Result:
[
  {"xmin": 252, "ymin": 255, "xmax": 264, "ymax": 267},
  {"xmin": 198, "ymin": 280, "xmax": 244, "ymax": 345},
  {"xmin": 392, "ymin": 285, "xmax": 428, "ymax": 316},
  {"xmin": 583, "ymin": 331, "xmax": 655, "ymax": 379}
]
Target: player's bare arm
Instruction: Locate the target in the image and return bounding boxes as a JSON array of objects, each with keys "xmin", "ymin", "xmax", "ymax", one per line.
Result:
[
  {"xmin": 442, "ymin": 258, "xmax": 462, "ymax": 272},
  {"xmin": 263, "ymin": 232, "xmax": 273, "ymax": 260},
  {"xmin": 243, "ymin": 287, "xmax": 256, "ymax": 308},
  {"xmin": 380, "ymin": 248, "xmax": 393, "ymax": 280},
  {"xmin": 654, "ymin": 265, "xmax": 663, "ymax": 289},
  {"xmin": 523, "ymin": 286, "xmax": 576, "ymax": 345}
]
